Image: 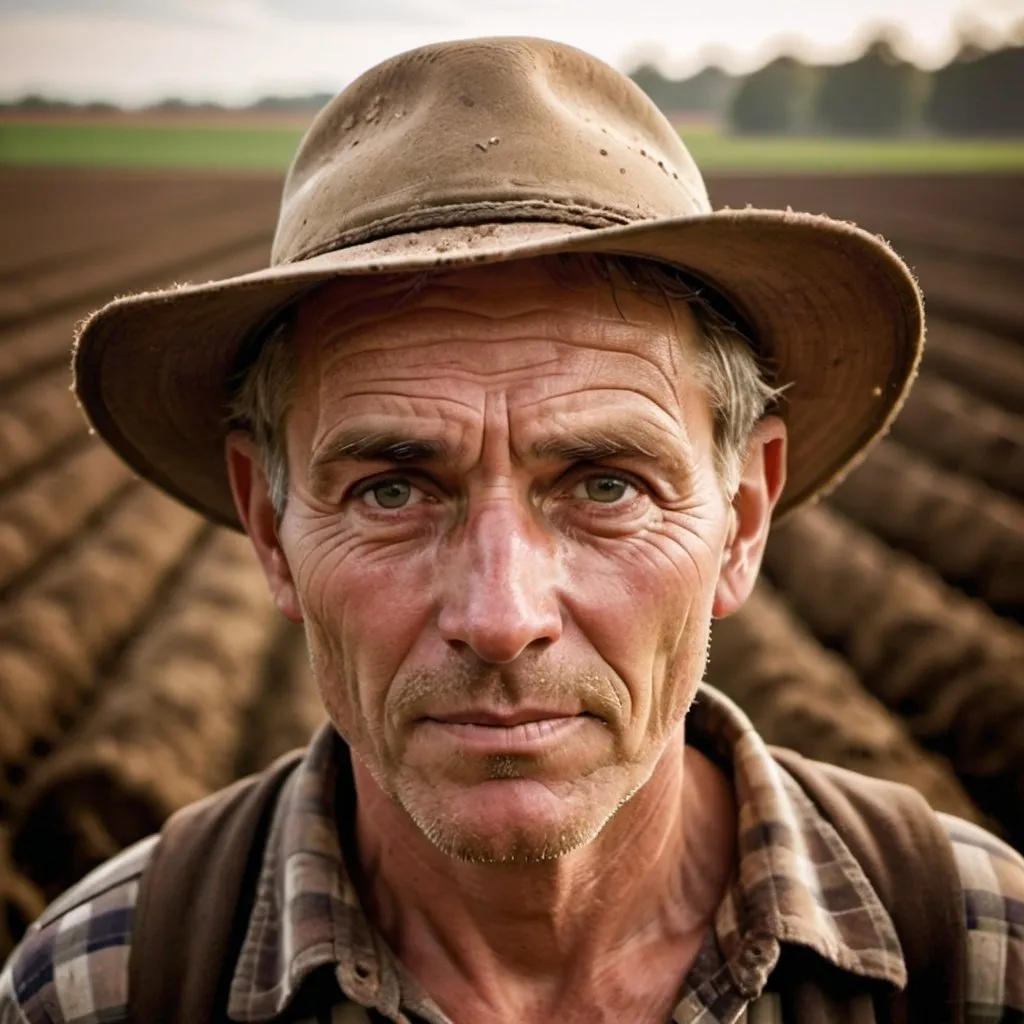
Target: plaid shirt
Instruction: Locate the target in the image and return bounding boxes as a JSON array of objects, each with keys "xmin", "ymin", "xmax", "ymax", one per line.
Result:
[{"xmin": 3, "ymin": 683, "xmax": 1023, "ymax": 1023}]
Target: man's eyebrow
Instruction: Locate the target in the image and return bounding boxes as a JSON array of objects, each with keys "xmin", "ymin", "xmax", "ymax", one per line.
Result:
[
  {"xmin": 309, "ymin": 430, "xmax": 449, "ymax": 474},
  {"xmin": 530, "ymin": 423, "xmax": 686, "ymax": 467}
]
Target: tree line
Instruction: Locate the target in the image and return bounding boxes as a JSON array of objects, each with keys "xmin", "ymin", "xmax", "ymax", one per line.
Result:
[
  {"xmin": 630, "ymin": 32, "xmax": 1024, "ymax": 136},
  {"xmin": 5, "ymin": 33, "xmax": 1021, "ymax": 137}
]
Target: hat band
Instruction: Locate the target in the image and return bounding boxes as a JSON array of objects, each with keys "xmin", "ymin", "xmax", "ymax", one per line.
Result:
[{"xmin": 282, "ymin": 197, "xmax": 645, "ymax": 265}]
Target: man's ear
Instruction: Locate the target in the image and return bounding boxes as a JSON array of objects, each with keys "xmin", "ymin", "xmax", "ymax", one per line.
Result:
[
  {"xmin": 712, "ymin": 416, "xmax": 787, "ymax": 619},
  {"xmin": 225, "ymin": 432, "xmax": 302, "ymax": 623}
]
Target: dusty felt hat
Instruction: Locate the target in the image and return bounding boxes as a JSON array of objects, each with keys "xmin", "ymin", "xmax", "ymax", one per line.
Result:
[{"xmin": 73, "ymin": 36, "xmax": 924, "ymax": 530}]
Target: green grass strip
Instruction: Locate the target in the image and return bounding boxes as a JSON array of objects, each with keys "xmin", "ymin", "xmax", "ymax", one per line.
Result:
[
  {"xmin": 0, "ymin": 124, "xmax": 305, "ymax": 171},
  {"xmin": 2, "ymin": 121, "xmax": 1023, "ymax": 173}
]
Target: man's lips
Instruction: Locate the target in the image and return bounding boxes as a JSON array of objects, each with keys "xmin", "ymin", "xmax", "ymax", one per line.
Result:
[
  {"xmin": 416, "ymin": 710, "xmax": 596, "ymax": 755},
  {"xmin": 425, "ymin": 708, "xmax": 584, "ymax": 727}
]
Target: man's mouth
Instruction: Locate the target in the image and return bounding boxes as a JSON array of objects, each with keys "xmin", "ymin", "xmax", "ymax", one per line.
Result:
[
  {"xmin": 419, "ymin": 710, "xmax": 595, "ymax": 754},
  {"xmin": 428, "ymin": 708, "xmax": 582, "ymax": 727}
]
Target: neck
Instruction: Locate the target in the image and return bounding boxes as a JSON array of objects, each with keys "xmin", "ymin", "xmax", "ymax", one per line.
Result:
[{"xmin": 352, "ymin": 736, "xmax": 737, "ymax": 1022}]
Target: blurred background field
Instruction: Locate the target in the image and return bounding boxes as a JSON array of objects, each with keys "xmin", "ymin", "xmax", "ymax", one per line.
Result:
[
  {"xmin": 4, "ymin": 17, "xmax": 1024, "ymax": 174},
  {"xmin": 1, "ymin": 0, "xmax": 1024, "ymax": 961}
]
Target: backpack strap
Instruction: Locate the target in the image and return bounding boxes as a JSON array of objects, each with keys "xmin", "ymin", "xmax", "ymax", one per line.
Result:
[
  {"xmin": 771, "ymin": 747, "xmax": 966, "ymax": 1024},
  {"xmin": 128, "ymin": 749, "xmax": 304, "ymax": 1024}
]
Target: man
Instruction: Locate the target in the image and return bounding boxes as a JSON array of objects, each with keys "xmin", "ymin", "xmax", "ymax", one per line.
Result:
[{"xmin": 2, "ymin": 36, "xmax": 1022, "ymax": 1024}]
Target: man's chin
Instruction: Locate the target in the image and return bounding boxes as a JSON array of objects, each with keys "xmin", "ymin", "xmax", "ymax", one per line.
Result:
[{"xmin": 398, "ymin": 776, "xmax": 616, "ymax": 864}]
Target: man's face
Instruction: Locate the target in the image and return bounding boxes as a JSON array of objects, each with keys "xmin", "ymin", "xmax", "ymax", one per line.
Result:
[{"xmin": 239, "ymin": 258, "xmax": 764, "ymax": 863}]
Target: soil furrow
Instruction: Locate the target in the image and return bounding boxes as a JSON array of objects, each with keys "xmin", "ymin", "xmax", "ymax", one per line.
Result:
[
  {"xmin": 0, "ymin": 218, "xmax": 273, "ymax": 329},
  {"xmin": 890, "ymin": 374, "xmax": 1024, "ymax": 501},
  {"xmin": 708, "ymin": 580, "xmax": 987, "ymax": 825},
  {"xmin": 0, "ymin": 183, "xmax": 276, "ymax": 283},
  {"xmin": 923, "ymin": 319, "xmax": 1024, "ymax": 416},
  {"xmin": 900, "ymin": 249, "xmax": 1024, "ymax": 340},
  {"xmin": 0, "ymin": 368, "xmax": 88, "ymax": 492},
  {"xmin": 233, "ymin": 621, "xmax": 324, "ymax": 779},
  {"xmin": 0, "ymin": 441, "xmax": 135, "ymax": 596},
  {"xmin": 0, "ymin": 168, "xmax": 279, "ymax": 274},
  {"xmin": 10, "ymin": 529, "xmax": 278, "ymax": 899},
  {"xmin": 0, "ymin": 237, "xmax": 276, "ymax": 397},
  {"xmin": 827, "ymin": 438, "xmax": 1024, "ymax": 620},
  {"xmin": 705, "ymin": 174, "xmax": 1024, "ymax": 231},
  {"xmin": 762, "ymin": 504, "xmax": 1024, "ymax": 848},
  {"xmin": 0, "ymin": 486, "xmax": 204, "ymax": 783}
]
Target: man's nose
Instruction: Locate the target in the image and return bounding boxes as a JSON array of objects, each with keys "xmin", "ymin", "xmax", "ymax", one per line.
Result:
[{"xmin": 438, "ymin": 496, "xmax": 563, "ymax": 664}]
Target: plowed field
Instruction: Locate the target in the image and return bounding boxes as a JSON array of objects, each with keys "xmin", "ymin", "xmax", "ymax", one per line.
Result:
[{"xmin": 0, "ymin": 167, "xmax": 1021, "ymax": 957}]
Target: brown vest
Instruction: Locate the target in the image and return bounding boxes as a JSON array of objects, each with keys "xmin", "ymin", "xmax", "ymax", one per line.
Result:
[{"xmin": 127, "ymin": 747, "xmax": 965, "ymax": 1023}]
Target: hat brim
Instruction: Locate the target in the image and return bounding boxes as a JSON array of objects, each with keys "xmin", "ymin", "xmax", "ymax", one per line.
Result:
[{"xmin": 73, "ymin": 208, "xmax": 922, "ymax": 530}]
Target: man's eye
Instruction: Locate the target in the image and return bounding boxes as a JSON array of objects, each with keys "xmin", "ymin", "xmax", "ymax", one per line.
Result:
[
  {"xmin": 361, "ymin": 478, "xmax": 418, "ymax": 509},
  {"xmin": 572, "ymin": 475, "xmax": 635, "ymax": 504}
]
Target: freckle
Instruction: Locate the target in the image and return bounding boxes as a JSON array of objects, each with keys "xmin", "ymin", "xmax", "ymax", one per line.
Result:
[{"xmin": 619, "ymin": 168, "xmax": 626, "ymax": 174}]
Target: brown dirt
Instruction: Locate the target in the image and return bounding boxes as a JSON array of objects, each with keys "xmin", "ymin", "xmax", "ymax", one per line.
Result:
[
  {"xmin": 706, "ymin": 174, "xmax": 1024, "ymax": 230},
  {"xmin": 0, "ymin": 487, "xmax": 203, "ymax": 777},
  {"xmin": 0, "ymin": 442, "xmax": 134, "ymax": 595},
  {"xmin": 890, "ymin": 374, "xmax": 1024, "ymax": 501},
  {"xmin": 0, "ymin": 366, "xmax": 88, "ymax": 490},
  {"xmin": 707, "ymin": 581, "xmax": 988, "ymax": 825},
  {"xmin": 11, "ymin": 530, "xmax": 278, "ymax": 898},
  {"xmin": 828, "ymin": 437, "xmax": 1024, "ymax": 619},
  {"xmin": 0, "ymin": 109, "xmax": 317, "ymax": 131},
  {"xmin": 924, "ymin": 321, "xmax": 1024, "ymax": 416},
  {"xmin": 763, "ymin": 504, "xmax": 1024, "ymax": 848},
  {"xmin": 0, "ymin": 166, "xmax": 1021, "ymax": 936},
  {"xmin": 234, "ymin": 620, "xmax": 325, "ymax": 778},
  {"xmin": 0, "ymin": 169, "xmax": 279, "ymax": 278}
]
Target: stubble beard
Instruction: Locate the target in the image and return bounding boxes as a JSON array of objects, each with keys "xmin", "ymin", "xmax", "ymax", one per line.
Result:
[
  {"xmin": 302, "ymin": 613, "xmax": 702, "ymax": 867},
  {"xmin": 392, "ymin": 762, "xmax": 654, "ymax": 865},
  {"xmin": 353, "ymin": 718, "xmax": 663, "ymax": 865}
]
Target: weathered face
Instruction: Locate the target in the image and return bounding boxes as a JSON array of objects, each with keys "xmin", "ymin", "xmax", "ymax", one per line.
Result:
[{"xmin": 230, "ymin": 257, "xmax": 782, "ymax": 863}]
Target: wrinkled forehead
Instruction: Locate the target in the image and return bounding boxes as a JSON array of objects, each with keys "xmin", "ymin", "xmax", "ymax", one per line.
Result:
[
  {"xmin": 289, "ymin": 256, "xmax": 702, "ymax": 370},
  {"xmin": 280, "ymin": 257, "xmax": 716, "ymax": 461}
]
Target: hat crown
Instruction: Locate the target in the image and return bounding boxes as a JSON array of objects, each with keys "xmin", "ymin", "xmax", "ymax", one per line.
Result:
[{"xmin": 271, "ymin": 37, "xmax": 711, "ymax": 265}]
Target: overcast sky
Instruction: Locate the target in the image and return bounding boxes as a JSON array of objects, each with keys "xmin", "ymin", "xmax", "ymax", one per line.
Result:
[{"xmin": 1, "ymin": 0, "xmax": 1022, "ymax": 105}]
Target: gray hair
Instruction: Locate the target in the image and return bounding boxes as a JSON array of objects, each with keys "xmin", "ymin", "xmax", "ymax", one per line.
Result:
[{"xmin": 228, "ymin": 254, "xmax": 783, "ymax": 518}]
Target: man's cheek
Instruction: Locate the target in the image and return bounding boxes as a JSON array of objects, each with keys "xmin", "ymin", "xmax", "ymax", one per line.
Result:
[
  {"xmin": 567, "ymin": 531, "xmax": 713, "ymax": 732},
  {"xmin": 297, "ymin": 539, "xmax": 437, "ymax": 717},
  {"xmin": 568, "ymin": 527, "xmax": 709, "ymax": 632}
]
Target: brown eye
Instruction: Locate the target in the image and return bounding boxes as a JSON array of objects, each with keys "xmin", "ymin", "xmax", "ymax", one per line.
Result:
[
  {"xmin": 574, "ymin": 476, "xmax": 633, "ymax": 504},
  {"xmin": 363, "ymin": 479, "xmax": 414, "ymax": 509}
]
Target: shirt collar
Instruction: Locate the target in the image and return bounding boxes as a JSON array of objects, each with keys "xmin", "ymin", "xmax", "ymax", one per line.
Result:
[
  {"xmin": 227, "ymin": 684, "xmax": 906, "ymax": 1021},
  {"xmin": 227, "ymin": 724, "xmax": 412, "ymax": 1022},
  {"xmin": 691, "ymin": 687, "xmax": 906, "ymax": 998}
]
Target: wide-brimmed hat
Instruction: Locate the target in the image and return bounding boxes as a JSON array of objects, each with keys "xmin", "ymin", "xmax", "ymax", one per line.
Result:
[{"xmin": 73, "ymin": 36, "xmax": 923, "ymax": 530}]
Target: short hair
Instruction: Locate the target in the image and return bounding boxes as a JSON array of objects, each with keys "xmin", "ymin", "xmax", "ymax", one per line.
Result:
[{"xmin": 228, "ymin": 254, "xmax": 783, "ymax": 519}]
